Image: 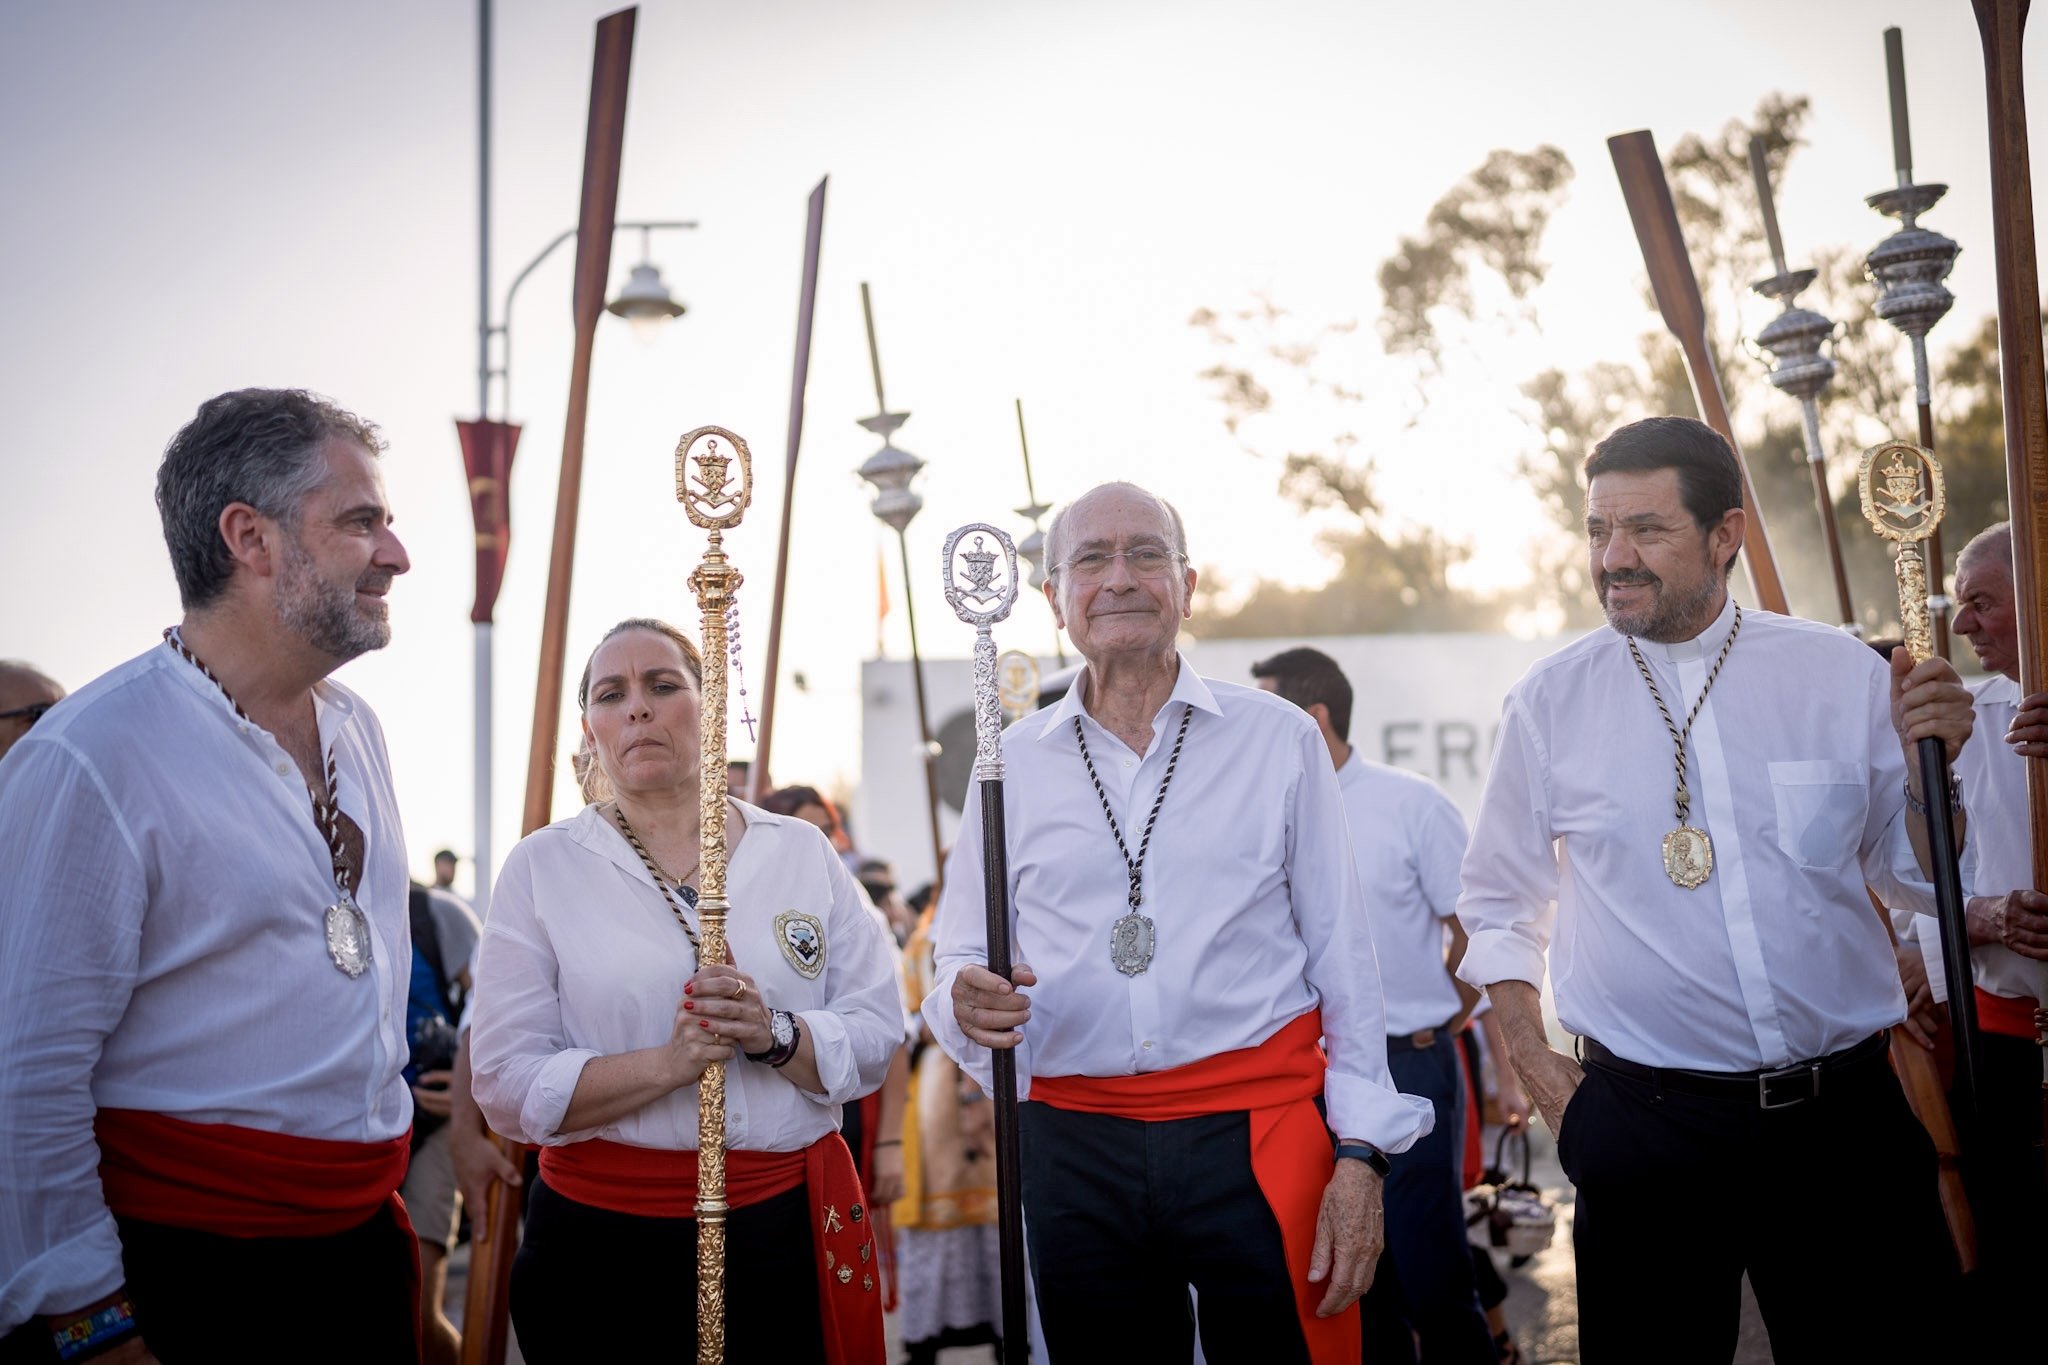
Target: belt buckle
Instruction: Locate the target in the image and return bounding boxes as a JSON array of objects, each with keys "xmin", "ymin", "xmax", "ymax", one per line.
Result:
[
  {"xmin": 1410, "ymin": 1028, "xmax": 1436, "ymax": 1050},
  {"xmin": 1757, "ymin": 1062, "xmax": 1820, "ymax": 1110}
]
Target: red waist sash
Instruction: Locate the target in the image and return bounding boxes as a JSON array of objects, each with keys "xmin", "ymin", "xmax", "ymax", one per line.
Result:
[
  {"xmin": 1031, "ymin": 1010, "xmax": 1357, "ymax": 1364},
  {"xmin": 1976, "ymin": 986, "xmax": 2040, "ymax": 1039},
  {"xmin": 541, "ymin": 1134, "xmax": 885, "ymax": 1365},
  {"xmin": 94, "ymin": 1108, "xmax": 411, "ymax": 1239}
]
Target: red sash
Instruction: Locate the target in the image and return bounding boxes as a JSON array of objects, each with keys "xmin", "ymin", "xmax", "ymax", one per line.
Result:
[
  {"xmin": 540, "ymin": 1135, "xmax": 885, "ymax": 1365},
  {"xmin": 1976, "ymin": 986, "xmax": 2040, "ymax": 1039},
  {"xmin": 94, "ymin": 1109, "xmax": 420, "ymax": 1358},
  {"xmin": 94, "ymin": 1108, "xmax": 412, "ymax": 1238},
  {"xmin": 1031, "ymin": 1010, "xmax": 1359, "ymax": 1365}
]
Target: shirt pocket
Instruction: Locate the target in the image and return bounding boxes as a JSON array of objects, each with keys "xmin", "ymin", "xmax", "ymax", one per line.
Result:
[{"xmin": 1767, "ymin": 760, "xmax": 1867, "ymax": 870}]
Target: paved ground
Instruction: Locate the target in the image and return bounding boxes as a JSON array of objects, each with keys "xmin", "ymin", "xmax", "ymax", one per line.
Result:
[{"xmin": 445, "ymin": 1125, "xmax": 1775, "ymax": 1362}]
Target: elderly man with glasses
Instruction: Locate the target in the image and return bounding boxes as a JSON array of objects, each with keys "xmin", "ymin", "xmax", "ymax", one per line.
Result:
[
  {"xmin": 927, "ymin": 480, "xmax": 1430, "ymax": 1365},
  {"xmin": 0, "ymin": 662, "xmax": 64, "ymax": 763}
]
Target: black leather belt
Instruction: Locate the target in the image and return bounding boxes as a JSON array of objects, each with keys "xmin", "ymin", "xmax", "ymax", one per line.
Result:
[{"xmin": 1580, "ymin": 1031, "xmax": 1889, "ymax": 1110}]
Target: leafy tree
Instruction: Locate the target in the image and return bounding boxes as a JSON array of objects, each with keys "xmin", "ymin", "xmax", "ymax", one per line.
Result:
[{"xmin": 1192, "ymin": 96, "xmax": 2013, "ymax": 647}]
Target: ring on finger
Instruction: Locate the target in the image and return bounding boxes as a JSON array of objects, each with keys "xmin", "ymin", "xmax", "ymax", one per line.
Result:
[{"xmin": 735, "ymin": 981, "xmax": 747, "ymax": 1001}]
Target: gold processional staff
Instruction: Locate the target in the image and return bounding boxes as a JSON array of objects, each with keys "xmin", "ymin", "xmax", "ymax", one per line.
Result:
[
  {"xmin": 676, "ymin": 425, "xmax": 753, "ymax": 1365},
  {"xmin": 1858, "ymin": 439, "xmax": 1984, "ymax": 1138}
]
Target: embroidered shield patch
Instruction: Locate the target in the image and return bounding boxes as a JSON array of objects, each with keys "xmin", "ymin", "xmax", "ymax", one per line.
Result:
[{"xmin": 774, "ymin": 910, "xmax": 827, "ymax": 980}]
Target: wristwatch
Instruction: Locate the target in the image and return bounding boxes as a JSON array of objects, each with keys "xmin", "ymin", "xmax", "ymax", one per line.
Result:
[
  {"xmin": 1333, "ymin": 1140, "xmax": 1392, "ymax": 1178},
  {"xmin": 745, "ymin": 1008, "xmax": 801, "ymax": 1067}
]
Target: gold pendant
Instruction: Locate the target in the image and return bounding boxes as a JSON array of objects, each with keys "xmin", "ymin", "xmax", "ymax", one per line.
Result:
[{"xmin": 1662, "ymin": 826, "xmax": 1713, "ymax": 889}]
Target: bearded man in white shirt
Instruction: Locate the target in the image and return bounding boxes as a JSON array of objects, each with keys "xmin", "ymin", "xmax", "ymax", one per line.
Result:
[
  {"xmin": 1943, "ymin": 521, "xmax": 2048, "ymax": 1326},
  {"xmin": 1456, "ymin": 416, "xmax": 1975, "ymax": 1363},
  {"xmin": 1251, "ymin": 645, "xmax": 1496, "ymax": 1364},
  {"xmin": 932, "ymin": 481, "xmax": 1432, "ymax": 1365},
  {"xmin": 0, "ymin": 389, "xmax": 417, "ymax": 1365}
]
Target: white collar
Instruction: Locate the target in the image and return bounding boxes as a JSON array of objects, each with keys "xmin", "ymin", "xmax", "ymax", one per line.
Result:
[
  {"xmin": 1628, "ymin": 592, "xmax": 1739, "ymax": 664},
  {"xmin": 1033, "ymin": 652, "xmax": 1223, "ymax": 743}
]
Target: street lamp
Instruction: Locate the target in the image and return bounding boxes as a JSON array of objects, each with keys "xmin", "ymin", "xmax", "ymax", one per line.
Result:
[
  {"xmin": 461, "ymin": 216, "xmax": 694, "ymax": 915},
  {"xmin": 854, "ymin": 282, "xmax": 947, "ymax": 887}
]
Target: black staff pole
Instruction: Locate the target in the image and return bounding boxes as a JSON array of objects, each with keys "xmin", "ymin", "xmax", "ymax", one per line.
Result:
[{"xmin": 940, "ymin": 523, "xmax": 1029, "ymax": 1363}]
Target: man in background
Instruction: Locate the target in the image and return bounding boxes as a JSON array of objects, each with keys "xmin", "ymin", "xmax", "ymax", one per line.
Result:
[
  {"xmin": 0, "ymin": 662, "xmax": 64, "ymax": 764},
  {"xmin": 1254, "ymin": 646, "xmax": 1496, "ymax": 1363}
]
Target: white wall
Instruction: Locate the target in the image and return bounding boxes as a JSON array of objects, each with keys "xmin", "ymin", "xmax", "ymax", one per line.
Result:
[{"xmin": 856, "ymin": 630, "xmax": 1570, "ymax": 888}]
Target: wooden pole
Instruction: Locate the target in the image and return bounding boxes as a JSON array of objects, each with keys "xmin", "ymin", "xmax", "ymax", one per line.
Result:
[
  {"xmin": 1972, "ymin": 0, "xmax": 2048, "ymax": 1188},
  {"xmin": 748, "ymin": 177, "xmax": 829, "ymax": 805},
  {"xmin": 1609, "ymin": 129, "xmax": 1789, "ymax": 615},
  {"xmin": 463, "ymin": 12, "xmax": 635, "ymax": 1363}
]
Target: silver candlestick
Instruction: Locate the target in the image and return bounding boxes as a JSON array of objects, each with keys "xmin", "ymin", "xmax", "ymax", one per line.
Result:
[
  {"xmin": 1747, "ymin": 137, "xmax": 1856, "ymax": 631},
  {"xmin": 1864, "ymin": 25, "xmax": 1961, "ymax": 655}
]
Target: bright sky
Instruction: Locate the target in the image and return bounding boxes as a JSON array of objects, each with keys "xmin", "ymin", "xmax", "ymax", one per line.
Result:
[{"xmin": 3, "ymin": 0, "xmax": 2039, "ymax": 897}]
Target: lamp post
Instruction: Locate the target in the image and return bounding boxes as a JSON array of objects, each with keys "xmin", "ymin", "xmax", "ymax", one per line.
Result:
[
  {"xmin": 461, "ymin": 216, "xmax": 693, "ymax": 914},
  {"xmin": 855, "ymin": 282, "xmax": 947, "ymax": 887}
]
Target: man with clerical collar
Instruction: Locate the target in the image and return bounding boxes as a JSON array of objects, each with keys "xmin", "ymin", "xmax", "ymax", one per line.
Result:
[
  {"xmin": 1455, "ymin": 416, "xmax": 1975, "ymax": 1361},
  {"xmin": 929, "ymin": 481, "xmax": 1432, "ymax": 1365},
  {"xmin": 1940, "ymin": 521, "xmax": 2048, "ymax": 1325},
  {"xmin": 1252, "ymin": 645, "xmax": 1497, "ymax": 1364},
  {"xmin": 0, "ymin": 389, "xmax": 417, "ymax": 1364}
]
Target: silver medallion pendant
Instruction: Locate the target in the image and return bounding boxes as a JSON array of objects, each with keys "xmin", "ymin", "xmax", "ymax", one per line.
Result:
[
  {"xmin": 1109, "ymin": 912, "xmax": 1155, "ymax": 976},
  {"xmin": 324, "ymin": 897, "xmax": 373, "ymax": 978},
  {"xmin": 1661, "ymin": 826, "xmax": 1713, "ymax": 890}
]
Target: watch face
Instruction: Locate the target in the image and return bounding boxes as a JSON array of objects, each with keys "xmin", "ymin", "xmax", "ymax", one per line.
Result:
[{"xmin": 772, "ymin": 1009, "xmax": 796, "ymax": 1048}]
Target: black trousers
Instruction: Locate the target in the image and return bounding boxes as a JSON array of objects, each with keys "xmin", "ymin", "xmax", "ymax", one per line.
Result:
[
  {"xmin": 1562, "ymin": 1041, "xmax": 1957, "ymax": 1364},
  {"xmin": 1959, "ymin": 1030, "xmax": 2048, "ymax": 1342},
  {"xmin": 510, "ymin": 1175, "xmax": 823, "ymax": 1364},
  {"xmin": 1019, "ymin": 1101, "xmax": 1311, "ymax": 1365},
  {"xmin": 1359, "ymin": 1036, "xmax": 1494, "ymax": 1364}
]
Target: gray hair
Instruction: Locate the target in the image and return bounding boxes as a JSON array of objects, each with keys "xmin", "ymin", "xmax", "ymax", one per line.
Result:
[
  {"xmin": 1044, "ymin": 482, "xmax": 1190, "ymax": 576},
  {"xmin": 1958, "ymin": 521, "xmax": 2012, "ymax": 578},
  {"xmin": 155, "ymin": 389, "xmax": 385, "ymax": 609}
]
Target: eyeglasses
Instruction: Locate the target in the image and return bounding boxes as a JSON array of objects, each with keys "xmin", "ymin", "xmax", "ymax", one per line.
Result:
[
  {"xmin": 0, "ymin": 701, "xmax": 56, "ymax": 727},
  {"xmin": 1051, "ymin": 547, "xmax": 1184, "ymax": 581}
]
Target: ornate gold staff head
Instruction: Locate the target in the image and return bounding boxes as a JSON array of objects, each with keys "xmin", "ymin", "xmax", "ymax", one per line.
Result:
[
  {"xmin": 942, "ymin": 524, "xmax": 1020, "ymax": 783},
  {"xmin": 1858, "ymin": 439, "xmax": 1946, "ymax": 663},
  {"xmin": 676, "ymin": 426, "xmax": 754, "ymax": 531}
]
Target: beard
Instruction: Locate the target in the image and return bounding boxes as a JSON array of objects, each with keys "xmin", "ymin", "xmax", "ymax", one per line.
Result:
[
  {"xmin": 277, "ymin": 534, "xmax": 392, "ymax": 661},
  {"xmin": 1598, "ymin": 559, "xmax": 1724, "ymax": 643}
]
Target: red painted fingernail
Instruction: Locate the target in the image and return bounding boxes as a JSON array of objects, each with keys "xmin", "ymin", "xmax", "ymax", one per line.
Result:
[
  {"xmin": 684, "ymin": 984, "xmax": 693, "ymax": 995},
  {"xmin": 699, "ymin": 1020, "xmax": 711, "ymax": 1029},
  {"xmin": 684, "ymin": 1002, "xmax": 695, "ymax": 1011}
]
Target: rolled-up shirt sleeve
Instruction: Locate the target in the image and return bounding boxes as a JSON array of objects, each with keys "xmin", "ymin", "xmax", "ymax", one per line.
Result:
[
  {"xmin": 0, "ymin": 741, "xmax": 147, "ymax": 1330},
  {"xmin": 795, "ymin": 850, "xmax": 906, "ymax": 1107},
  {"xmin": 1457, "ymin": 695, "xmax": 1561, "ymax": 991},
  {"xmin": 924, "ymin": 776, "xmax": 1028, "ymax": 1102},
  {"xmin": 1289, "ymin": 725, "xmax": 1435, "ymax": 1152},
  {"xmin": 467, "ymin": 845, "xmax": 601, "ymax": 1146}
]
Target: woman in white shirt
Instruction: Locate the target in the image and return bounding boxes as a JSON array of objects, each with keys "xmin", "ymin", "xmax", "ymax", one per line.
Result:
[{"xmin": 469, "ymin": 618, "xmax": 900, "ymax": 1363}]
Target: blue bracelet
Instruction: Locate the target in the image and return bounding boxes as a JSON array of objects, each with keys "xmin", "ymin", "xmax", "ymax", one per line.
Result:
[
  {"xmin": 51, "ymin": 1298, "xmax": 139, "ymax": 1361},
  {"xmin": 1333, "ymin": 1141, "xmax": 1392, "ymax": 1178}
]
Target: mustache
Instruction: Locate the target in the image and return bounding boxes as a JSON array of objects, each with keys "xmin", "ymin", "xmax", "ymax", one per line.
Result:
[
  {"xmin": 356, "ymin": 573, "xmax": 396, "ymax": 594},
  {"xmin": 1600, "ymin": 570, "xmax": 1660, "ymax": 588}
]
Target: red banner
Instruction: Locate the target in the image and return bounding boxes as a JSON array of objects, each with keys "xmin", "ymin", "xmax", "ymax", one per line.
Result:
[{"xmin": 457, "ymin": 418, "xmax": 522, "ymax": 624}]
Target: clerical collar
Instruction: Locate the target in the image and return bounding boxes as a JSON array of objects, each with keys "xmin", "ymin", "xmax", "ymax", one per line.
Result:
[{"xmin": 1631, "ymin": 593, "xmax": 1739, "ymax": 665}]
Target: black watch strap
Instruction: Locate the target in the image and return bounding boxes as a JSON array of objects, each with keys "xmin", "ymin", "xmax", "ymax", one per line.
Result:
[{"xmin": 1334, "ymin": 1140, "xmax": 1392, "ymax": 1178}]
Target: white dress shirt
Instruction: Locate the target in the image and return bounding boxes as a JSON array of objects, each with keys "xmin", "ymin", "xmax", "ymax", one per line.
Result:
[
  {"xmin": 1457, "ymin": 599, "xmax": 1940, "ymax": 1071},
  {"xmin": 1933, "ymin": 674, "xmax": 2048, "ymax": 1005},
  {"xmin": 0, "ymin": 643, "xmax": 411, "ymax": 1331},
  {"xmin": 1336, "ymin": 752, "xmax": 1470, "ymax": 1037},
  {"xmin": 925, "ymin": 658, "xmax": 1433, "ymax": 1152},
  {"xmin": 469, "ymin": 802, "xmax": 901, "ymax": 1152}
]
